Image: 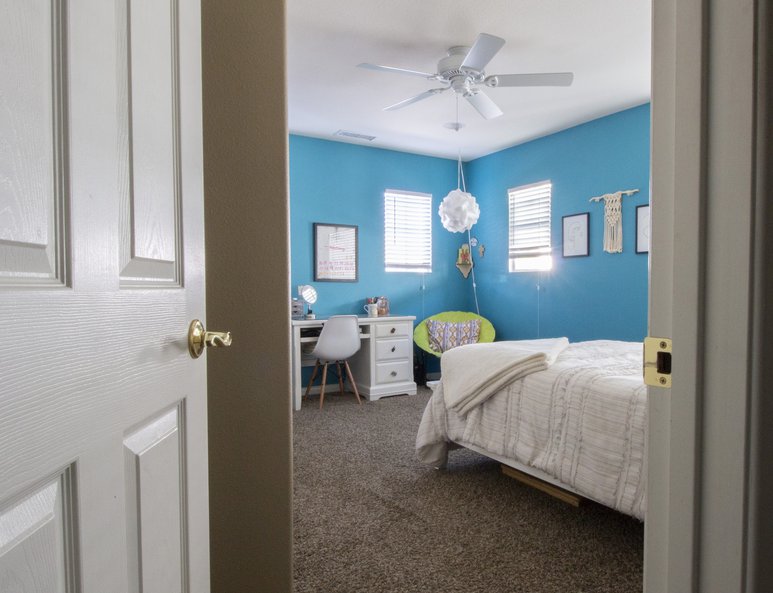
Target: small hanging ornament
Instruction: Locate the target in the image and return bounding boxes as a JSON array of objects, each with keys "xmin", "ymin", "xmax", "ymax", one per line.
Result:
[{"xmin": 455, "ymin": 243, "xmax": 473, "ymax": 278}]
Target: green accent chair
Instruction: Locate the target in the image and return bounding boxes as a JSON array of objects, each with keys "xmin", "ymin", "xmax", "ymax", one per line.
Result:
[{"xmin": 413, "ymin": 311, "xmax": 496, "ymax": 357}]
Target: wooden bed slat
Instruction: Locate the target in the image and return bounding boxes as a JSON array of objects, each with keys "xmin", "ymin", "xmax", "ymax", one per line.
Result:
[{"xmin": 500, "ymin": 464, "xmax": 584, "ymax": 507}]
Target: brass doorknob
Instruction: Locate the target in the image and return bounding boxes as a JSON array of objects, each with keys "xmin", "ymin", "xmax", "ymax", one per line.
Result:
[{"xmin": 188, "ymin": 319, "xmax": 232, "ymax": 359}]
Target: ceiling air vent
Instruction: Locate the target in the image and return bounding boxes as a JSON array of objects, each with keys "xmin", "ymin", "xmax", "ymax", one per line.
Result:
[{"xmin": 335, "ymin": 130, "xmax": 376, "ymax": 142}]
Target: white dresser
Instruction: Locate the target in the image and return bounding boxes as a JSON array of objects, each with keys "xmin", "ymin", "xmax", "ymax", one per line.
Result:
[{"xmin": 291, "ymin": 316, "xmax": 417, "ymax": 411}]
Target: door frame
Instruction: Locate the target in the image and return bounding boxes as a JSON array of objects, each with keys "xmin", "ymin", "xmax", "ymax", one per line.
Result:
[
  {"xmin": 201, "ymin": 0, "xmax": 773, "ymax": 590},
  {"xmin": 647, "ymin": 0, "xmax": 772, "ymax": 591},
  {"xmin": 201, "ymin": 0, "xmax": 293, "ymax": 591}
]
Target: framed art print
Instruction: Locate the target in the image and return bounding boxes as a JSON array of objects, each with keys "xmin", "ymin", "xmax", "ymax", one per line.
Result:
[
  {"xmin": 313, "ymin": 223, "xmax": 358, "ymax": 282},
  {"xmin": 636, "ymin": 204, "xmax": 650, "ymax": 254},
  {"xmin": 562, "ymin": 212, "xmax": 589, "ymax": 258}
]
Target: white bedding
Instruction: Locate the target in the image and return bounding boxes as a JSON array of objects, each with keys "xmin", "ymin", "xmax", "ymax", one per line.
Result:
[
  {"xmin": 441, "ymin": 337, "xmax": 569, "ymax": 415},
  {"xmin": 416, "ymin": 340, "xmax": 647, "ymax": 520}
]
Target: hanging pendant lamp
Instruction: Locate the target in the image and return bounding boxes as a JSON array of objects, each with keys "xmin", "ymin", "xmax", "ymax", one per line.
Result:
[
  {"xmin": 439, "ymin": 187, "xmax": 479, "ymax": 232},
  {"xmin": 437, "ymin": 96, "xmax": 482, "ymax": 314},
  {"xmin": 438, "ymin": 150, "xmax": 479, "ymax": 233}
]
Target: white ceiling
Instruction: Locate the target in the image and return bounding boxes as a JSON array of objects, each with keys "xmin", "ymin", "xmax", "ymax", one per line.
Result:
[{"xmin": 287, "ymin": 0, "xmax": 651, "ymax": 161}]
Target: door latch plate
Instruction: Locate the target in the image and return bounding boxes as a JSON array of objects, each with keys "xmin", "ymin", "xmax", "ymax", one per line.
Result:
[{"xmin": 644, "ymin": 337, "xmax": 672, "ymax": 387}]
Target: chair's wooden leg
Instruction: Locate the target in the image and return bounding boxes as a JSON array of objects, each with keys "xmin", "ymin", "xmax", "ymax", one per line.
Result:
[
  {"xmin": 304, "ymin": 360, "xmax": 320, "ymax": 400},
  {"xmin": 336, "ymin": 362, "xmax": 345, "ymax": 394},
  {"xmin": 319, "ymin": 363, "xmax": 328, "ymax": 409},
  {"xmin": 343, "ymin": 360, "xmax": 362, "ymax": 405}
]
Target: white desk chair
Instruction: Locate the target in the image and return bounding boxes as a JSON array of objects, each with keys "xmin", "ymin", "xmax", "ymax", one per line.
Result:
[{"xmin": 304, "ymin": 315, "xmax": 362, "ymax": 408}]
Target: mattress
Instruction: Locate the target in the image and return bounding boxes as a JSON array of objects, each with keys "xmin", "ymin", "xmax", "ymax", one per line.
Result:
[{"xmin": 416, "ymin": 340, "xmax": 647, "ymax": 519}]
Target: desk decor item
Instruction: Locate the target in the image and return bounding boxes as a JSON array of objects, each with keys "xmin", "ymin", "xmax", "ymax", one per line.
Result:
[
  {"xmin": 589, "ymin": 189, "xmax": 639, "ymax": 253},
  {"xmin": 313, "ymin": 223, "xmax": 358, "ymax": 282},
  {"xmin": 376, "ymin": 296, "xmax": 389, "ymax": 316},
  {"xmin": 297, "ymin": 284, "xmax": 318, "ymax": 319},
  {"xmin": 562, "ymin": 212, "xmax": 590, "ymax": 258},
  {"xmin": 291, "ymin": 298, "xmax": 304, "ymax": 319}
]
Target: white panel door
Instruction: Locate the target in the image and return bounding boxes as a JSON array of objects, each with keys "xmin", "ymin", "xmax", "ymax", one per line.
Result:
[{"xmin": 0, "ymin": 1, "xmax": 210, "ymax": 592}]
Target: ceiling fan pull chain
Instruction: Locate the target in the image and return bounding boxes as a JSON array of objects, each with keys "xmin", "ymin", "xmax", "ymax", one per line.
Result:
[
  {"xmin": 459, "ymin": 157, "xmax": 463, "ymax": 191},
  {"xmin": 457, "ymin": 146, "xmax": 462, "ymax": 190}
]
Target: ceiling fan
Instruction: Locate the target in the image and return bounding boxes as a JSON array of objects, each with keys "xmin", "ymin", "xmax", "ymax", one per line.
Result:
[{"xmin": 357, "ymin": 33, "xmax": 573, "ymax": 120}]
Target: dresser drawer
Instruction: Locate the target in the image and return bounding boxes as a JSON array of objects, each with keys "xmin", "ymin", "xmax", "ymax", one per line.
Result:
[
  {"xmin": 374, "ymin": 322, "xmax": 412, "ymax": 339},
  {"xmin": 375, "ymin": 338, "xmax": 412, "ymax": 361},
  {"xmin": 375, "ymin": 360, "xmax": 413, "ymax": 384}
]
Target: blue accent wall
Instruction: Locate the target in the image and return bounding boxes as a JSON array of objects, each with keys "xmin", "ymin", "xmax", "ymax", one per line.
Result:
[
  {"xmin": 289, "ymin": 135, "xmax": 471, "ymax": 323},
  {"xmin": 465, "ymin": 104, "xmax": 650, "ymax": 342},
  {"xmin": 290, "ymin": 104, "xmax": 650, "ymax": 347}
]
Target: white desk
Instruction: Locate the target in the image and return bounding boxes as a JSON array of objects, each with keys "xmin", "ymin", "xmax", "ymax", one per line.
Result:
[{"xmin": 291, "ymin": 316, "xmax": 417, "ymax": 411}]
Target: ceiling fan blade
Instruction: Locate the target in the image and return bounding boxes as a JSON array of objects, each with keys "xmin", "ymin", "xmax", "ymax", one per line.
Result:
[
  {"xmin": 357, "ymin": 63, "xmax": 437, "ymax": 80},
  {"xmin": 486, "ymin": 72, "xmax": 574, "ymax": 87},
  {"xmin": 464, "ymin": 90, "xmax": 503, "ymax": 120},
  {"xmin": 461, "ymin": 33, "xmax": 506, "ymax": 72},
  {"xmin": 384, "ymin": 88, "xmax": 446, "ymax": 111}
]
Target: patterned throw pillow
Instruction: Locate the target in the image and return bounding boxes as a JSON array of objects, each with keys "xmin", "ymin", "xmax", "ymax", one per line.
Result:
[{"xmin": 426, "ymin": 319, "xmax": 482, "ymax": 353}]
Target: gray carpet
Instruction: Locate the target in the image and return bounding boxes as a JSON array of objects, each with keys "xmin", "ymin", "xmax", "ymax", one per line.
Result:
[{"xmin": 293, "ymin": 387, "xmax": 643, "ymax": 593}]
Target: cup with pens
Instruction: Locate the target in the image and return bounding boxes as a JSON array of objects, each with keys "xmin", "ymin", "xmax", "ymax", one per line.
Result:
[{"xmin": 364, "ymin": 297, "xmax": 378, "ymax": 318}]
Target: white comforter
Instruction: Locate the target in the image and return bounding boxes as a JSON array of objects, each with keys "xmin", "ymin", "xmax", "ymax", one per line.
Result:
[
  {"xmin": 416, "ymin": 340, "xmax": 647, "ymax": 520},
  {"xmin": 442, "ymin": 337, "xmax": 569, "ymax": 415}
]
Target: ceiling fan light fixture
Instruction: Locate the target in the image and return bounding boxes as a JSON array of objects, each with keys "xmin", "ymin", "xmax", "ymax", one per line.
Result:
[
  {"xmin": 357, "ymin": 32, "xmax": 574, "ymax": 119},
  {"xmin": 485, "ymin": 75, "xmax": 500, "ymax": 88}
]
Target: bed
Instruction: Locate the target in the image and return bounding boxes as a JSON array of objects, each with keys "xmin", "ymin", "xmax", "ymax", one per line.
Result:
[{"xmin": 415, "ymin": 339, "xmax": 647, "ymax": 520}]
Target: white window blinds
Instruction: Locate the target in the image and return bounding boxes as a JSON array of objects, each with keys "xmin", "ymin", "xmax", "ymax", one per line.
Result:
[
  {"xmin": 384, "ymin": 190, "xmax": 432, "ymax": 273},
  {"xmin": 508, "ymin": 181, "xmax": 553, "ymax": 272}
]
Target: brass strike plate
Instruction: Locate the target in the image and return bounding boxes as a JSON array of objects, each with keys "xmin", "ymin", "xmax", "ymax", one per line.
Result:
[{"xmin": 643, "ymin": 337, "xmax": 672, "ymax": 387}]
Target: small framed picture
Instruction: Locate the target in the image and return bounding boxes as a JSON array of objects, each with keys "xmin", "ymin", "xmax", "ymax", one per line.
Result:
[
  {"xmin": 313, "ymin": 223, "xmax": 358, "ymax": 282},
  {"xmin": 562, "ymin": 212, "xmax": 589, "ymax": 258},
  {"xmin": 636, "ymin": 204, "xmax": 650, "ymax": 254}
]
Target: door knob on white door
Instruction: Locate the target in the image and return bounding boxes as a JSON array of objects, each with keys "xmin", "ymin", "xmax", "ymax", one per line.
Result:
[{"xmin": 188, "ymin": 319, "xmax": 233, "ymax": 359}]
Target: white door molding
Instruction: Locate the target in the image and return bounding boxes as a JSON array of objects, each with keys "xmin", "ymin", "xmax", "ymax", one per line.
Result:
[{"xmin": 648, "ymin": 0, "xmax": 767, "ymax": 590}]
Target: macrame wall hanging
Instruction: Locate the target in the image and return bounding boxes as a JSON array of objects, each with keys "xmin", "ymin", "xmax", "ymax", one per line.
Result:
[{"xmin": 589, "ymin": 189, "xmax": 639, "ymax": 253}]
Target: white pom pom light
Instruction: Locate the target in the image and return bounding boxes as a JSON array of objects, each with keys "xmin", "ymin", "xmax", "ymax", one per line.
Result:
[
  {"xmin": 438, "ymin": 189, "xmax": 480, "ymax": 233},
  {"xmin": 439, "ymin": 139, "xmax": 482, "ymax": 315}
]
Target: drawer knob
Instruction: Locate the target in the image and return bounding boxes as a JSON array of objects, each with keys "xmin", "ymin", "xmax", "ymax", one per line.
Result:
[
  {"xmin": 391, "ymin": 346, "xmax": 396, "ymax": 352},
  {"xmin": 390, "ymin": 371, "xmax": 397, "ymax": 377},
  {"xmin": 390, "ymin": 327, "xmax": 396, "ymax": 334}
]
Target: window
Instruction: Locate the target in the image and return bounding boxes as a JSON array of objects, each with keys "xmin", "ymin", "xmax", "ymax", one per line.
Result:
[
  {"xmin": 508, "ymin": 181, "xmax": 553, "ymax": 272},
  {"xmin": 384, "ymin": 190, "xmax": 432, "ymax": 273}
]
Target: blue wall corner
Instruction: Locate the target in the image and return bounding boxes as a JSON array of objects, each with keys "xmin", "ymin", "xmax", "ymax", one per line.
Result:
[
  {"xmin": 465, "ymin": 103, "xmax": 651, "ymax": 341},
  {"xmin": 290, "ymin": 103, "xmax": 651, "ymax": 351}
]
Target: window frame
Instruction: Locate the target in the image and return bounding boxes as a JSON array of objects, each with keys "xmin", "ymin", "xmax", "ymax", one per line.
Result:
[
  {"xmin": 508, "ymin": 180, "xmax": 553, "ymax": 273},
  {"xmin": 384, "ymin": 189, "xmax": 433, "ymax": 274}
]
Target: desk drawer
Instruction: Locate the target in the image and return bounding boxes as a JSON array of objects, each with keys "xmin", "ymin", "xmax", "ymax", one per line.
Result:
[
  {"xmin": 375, "ymin": 338, "xmax": 411, "ymax": 361},
  {"xmin": 375, "ymin": 360, "xmax": 413, "ymax": 385},
  {"xmin": 374, "ymin": 322, "xmax": 412, "ymax": 339}
]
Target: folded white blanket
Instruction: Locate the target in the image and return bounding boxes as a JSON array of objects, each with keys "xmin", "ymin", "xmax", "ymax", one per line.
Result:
[{"xmin": 441, "ymin": 337, "xmax": 569, "ymax": 415}]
